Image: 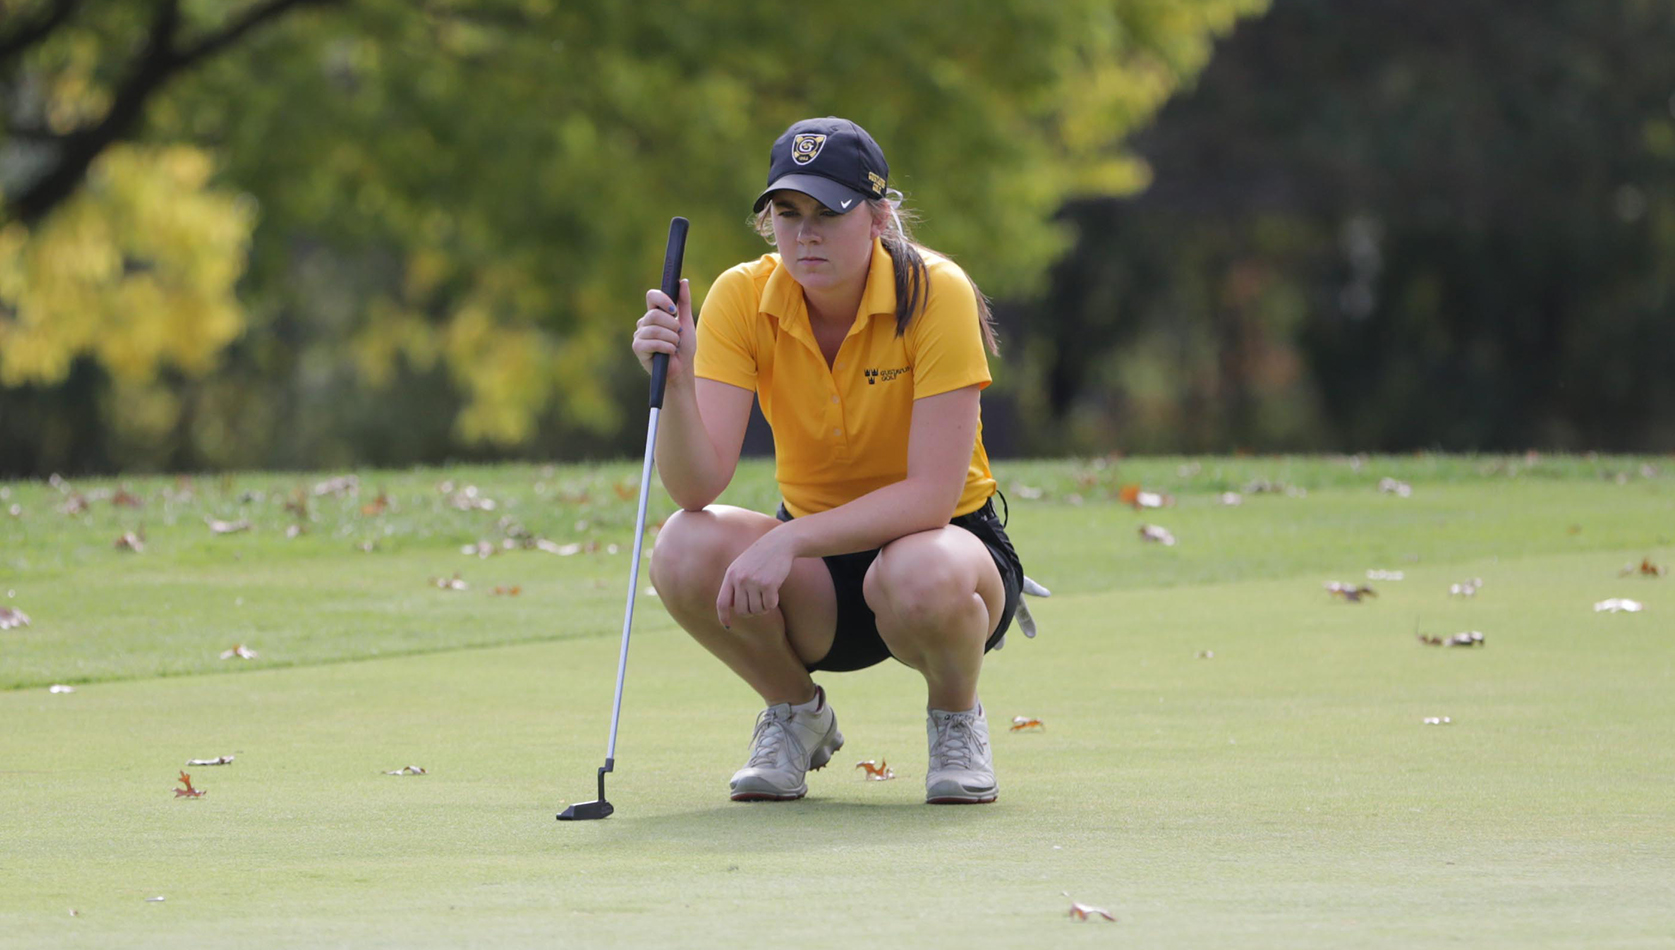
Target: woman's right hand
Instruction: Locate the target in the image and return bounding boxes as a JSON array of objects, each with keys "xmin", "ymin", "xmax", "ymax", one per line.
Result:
[{"xmin": 632, "ymin": 278, "xmax": 695, "ymax": 385}]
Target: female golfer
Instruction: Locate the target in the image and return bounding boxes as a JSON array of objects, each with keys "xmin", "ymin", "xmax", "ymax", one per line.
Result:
[{"xmin": 631, "ymin": 117, "xmax": 1024, "ymax": 805}]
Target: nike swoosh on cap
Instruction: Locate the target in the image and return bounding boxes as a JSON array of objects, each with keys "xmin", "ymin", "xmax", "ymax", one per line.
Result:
[{"xmin": 840, "ymin": 199, "xmax": 853, "ymax": 209}]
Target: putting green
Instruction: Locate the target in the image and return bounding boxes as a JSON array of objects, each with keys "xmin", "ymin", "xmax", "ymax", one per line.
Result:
[{"xmin": 2, "ymin": 457, "xmax": 1671, "ymax": 947}]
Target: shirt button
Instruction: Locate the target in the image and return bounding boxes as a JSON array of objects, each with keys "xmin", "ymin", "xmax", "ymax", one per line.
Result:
[
  {"xmin": 830, "ymin": 395, "xmax": 839, "ymax": 404},
  {"xmin": 832, "ymin": 428, "xmax": 842, "ymax": 437}
]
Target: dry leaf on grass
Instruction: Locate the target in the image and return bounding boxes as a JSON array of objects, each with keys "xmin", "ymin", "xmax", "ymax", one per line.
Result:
[
  {"xmin": 114, "ymin": 531, "xmax": 145, "ymax": 553},
  {"xmin": 1009, "ymin": 716, "xmax": 1045, "ymax": 732},
  {"xmin": 1138, "ymin": 524, "xmax": 1176, "ymax": 546},
  {"xmin": 112, "ymin": 487, "xmax": 144, "ymax": 508},
  {"xmin": 174, "ymin": 771, "xmax": 205, "ymax": 798},
  {"xmin": 1619, "ymin": 558, "xmax": 1668, "ymax": 578},
  {"xmin": 220, "ymin": 644, "xmax": 258, "ymax": 660},
  {"xmin": 1068, "ymin": 902, "xmax": 1117, "ymax": 922},
  {"xmin": 1449, "ymin": 578, "xmax": 1483, "ymax": 597},
  {"xmin": 431, "ymin": 573, "xmax": 469, "ymax": 591},
  {"xmin": 1378, "ymin": 477, "xmax": 1413, "ymax": 497},
  {"xmin": 186, "ymin": 756, "xmax": 234, "ymax": 766},
  {"xmin": 206, "ymin": 518, "xmax": 251, "ymax": 535},
  {"xmin": 492, "ymin": 585, "xmax": 521, "ymax": 596},
  {"xmin": 1594, "ymin": 598, "xmax": 1644, "ymax": 613},
  {"xmin": 446, "ymin": 485, "xmax": 497, "ymax": 511},
  {"xmin": 0, "ymin": 606, "xmax": 31, "ymax": 629},
  {"xmin": 613, "ymin": 481, "xmax": 637, "ymax": 500},
  {"xmin": 1325, "ymin": 581, "xmax": 1377, "ymax": 602},
  {"xmin": 384, "ymin": 765, "xmax": 427, "ymax": 775},
  {"xmin": 59, "ymin": 493, "xmax": 89, "ymax": 515},
  {"xmin": 854, "ymin": 760, "xmax": 895, "ymax": 781},
  {"xmin": 49, "ymin": 684, "xmax": 75, "ymax": 693},
  {"xmin": 314, "ymin": 475, "xmax": 359, "ymax": 497},
  {"xmin": 1418, "ymin": 632, "xmax": 1484, "ymax": 647},
  {"xmin": 1118, "ymin": 484, "xmax": 1173, "ymax": 509},
  {"xmin": 360, "ymin": 491, "xmax": 391, "ymax": 516}
]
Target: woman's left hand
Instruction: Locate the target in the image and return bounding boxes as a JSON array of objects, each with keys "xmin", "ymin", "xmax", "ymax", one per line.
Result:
[{"xmin": 716, "ymin": 530, "xmax": 797, "ymax": 629}]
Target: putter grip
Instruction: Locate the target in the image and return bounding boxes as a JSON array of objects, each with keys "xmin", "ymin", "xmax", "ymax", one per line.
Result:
[{"xmin": 649, "ymin": 216, "xmax": 689, "ymax": 409}]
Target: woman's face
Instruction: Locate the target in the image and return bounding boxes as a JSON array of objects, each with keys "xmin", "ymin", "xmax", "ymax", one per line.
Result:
[{"xmin": 768, "ymin": 190, "xmax": 884, "ymax": 295}]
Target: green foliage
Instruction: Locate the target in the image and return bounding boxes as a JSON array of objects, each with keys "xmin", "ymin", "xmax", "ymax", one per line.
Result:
[
  {"xmin": 0, "ymin": 0, "xmax": 1264, "ymax": 473},
  {"xmin": 1011, "ymin": 0, "xmax": 1675, "ymax": 455}
]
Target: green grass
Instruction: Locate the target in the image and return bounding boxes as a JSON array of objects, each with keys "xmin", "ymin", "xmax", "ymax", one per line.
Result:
[{"xmin": 2, "ymin": 455, "xmax": 1672, "ymax": 948}]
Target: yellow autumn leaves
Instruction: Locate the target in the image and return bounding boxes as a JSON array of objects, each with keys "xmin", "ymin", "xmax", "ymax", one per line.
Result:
[{"xmin": 0, "ymin": 145, "xmax": 250, "ymax": 388}]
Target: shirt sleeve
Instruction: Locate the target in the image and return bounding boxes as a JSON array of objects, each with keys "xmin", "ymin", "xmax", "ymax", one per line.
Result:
[
  {"xmin": 694, "ymin": 266, "xmax": 759, "ymax": 391},
  {"xmin": 908, "ymin": 262, "xmax": 992, "ymax": 399}
]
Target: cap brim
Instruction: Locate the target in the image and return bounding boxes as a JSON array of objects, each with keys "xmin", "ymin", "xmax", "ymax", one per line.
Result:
[{"xmin": 752, "ymin": 174, "xmax": 870, "ymax": 214}]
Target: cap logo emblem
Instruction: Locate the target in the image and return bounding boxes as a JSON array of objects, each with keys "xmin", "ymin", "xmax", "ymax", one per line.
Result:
[
  {"xmin": 867, "ymin": 171, "xmax": 886, "ymax": 195},
  {"xmin": 791, "ymin": 133, "xmax": 827, "ymax": 165}
]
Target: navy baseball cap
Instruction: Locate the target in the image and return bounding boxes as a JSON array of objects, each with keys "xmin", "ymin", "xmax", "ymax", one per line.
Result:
[{"xmin": 752, "ymin": 117, "xmax": 890, "ymax": 215}]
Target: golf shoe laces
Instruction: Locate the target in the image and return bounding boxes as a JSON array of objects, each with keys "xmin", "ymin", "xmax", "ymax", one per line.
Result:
[
  {"xmin": 929, "ymin": 711, "xmax": 984, "ymax": 771},
  {"xmin": 746, "ymin": 708, "xmax": 805, "ymax": 769}
]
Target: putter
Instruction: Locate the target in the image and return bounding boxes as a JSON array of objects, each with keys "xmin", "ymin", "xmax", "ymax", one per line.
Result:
[{"xmin": 558, "ymin": 215, "xmax": 688, "ymax": 822}]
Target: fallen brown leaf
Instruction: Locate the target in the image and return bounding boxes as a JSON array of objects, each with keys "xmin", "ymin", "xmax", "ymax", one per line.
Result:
[
  {"xmin": 360, "ymin": 491, "xmax": 390, "ymax": 516},
  {"xmin": 1619, "ymin": 557, "xmax": 1668, "ymax": 578},
  {"xmin": 1325, "ymin": 581, "xmax": 1377, "ymax": 602},
  {"xmin": 59, "ymin": 493, "xmax": 89, "ymax": 515},
  {"xmin": 0, "ymin": 606, "xmax": 30, "ymax": 630},
  {"xmin": 112, "ymin": 487, "xmax": 144, "ymax": 508},
  {"xmin": 1138, "ymin": 524, "xmax": 1177, "ymax": 546},
  {"xmin": 1068, "ymin": 902, "xmax": 1117, "ymax": 922},
  {"xmin": 613, "ymin": 481, "xmax": 637, "ymax": 500},
  {"xmin": 492, "ymin": 585, "xmax": 522, "ymax": 596},
  {"xmin": 114, "ymin": 530, "xmax": 145, "ymax": 553},
  {"xmin": 1009, "ymin": 716, "xmax": 1045, "ymax": 732},
  {"xmin": 174, "ymin": 771, "xmax": 205, "ymax": 798},
  {"xmin": 220, "ymin": 644, "xmax": 258, "ymax": 660},
  {"xmin": 854, "ymin": 759, "xmax": 896, "ymax": 781},
  {"xmin": 314, "ymin": 475, "xmax": 359, "ymax": 497}
]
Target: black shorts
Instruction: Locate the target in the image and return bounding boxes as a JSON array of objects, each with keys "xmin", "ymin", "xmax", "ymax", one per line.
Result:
[{"xmin": 774, "ymin": 494, "xmax": 1024, "ymax": 673}]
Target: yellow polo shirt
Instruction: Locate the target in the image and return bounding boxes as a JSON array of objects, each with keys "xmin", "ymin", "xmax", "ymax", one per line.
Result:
[{"xmin": 695, "ymin": 237, "xmax": 997, "ymax": 519}]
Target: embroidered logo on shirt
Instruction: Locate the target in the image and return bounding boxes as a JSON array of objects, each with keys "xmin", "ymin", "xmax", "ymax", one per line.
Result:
[{"xmin": 864, "ymin": 367, "xmax": 909, "ymax": 385}]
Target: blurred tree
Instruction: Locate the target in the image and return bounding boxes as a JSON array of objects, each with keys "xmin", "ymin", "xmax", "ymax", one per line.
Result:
[
  {"xmin": 0, "ymin": 0, "xmax": 1264, "ymax": 474},
  {"xmin": 1010, "ymin": 0, "xmax": 1675, "ymax": 454}
]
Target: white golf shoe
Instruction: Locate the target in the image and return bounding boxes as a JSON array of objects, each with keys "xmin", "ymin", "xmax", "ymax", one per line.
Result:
[
  {"xmin": 925, "ymin": 700, "xmax": 998, "ymax": 804},
  {"xmin": 729, "ymin": 685, "xmax": 844, "ymax": 802}
]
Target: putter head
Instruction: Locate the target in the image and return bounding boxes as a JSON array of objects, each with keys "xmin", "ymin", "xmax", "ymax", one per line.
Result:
[
  {"xmin": 556, "ymin": 798, "xmax": 612, "ymax": 821},
  {"xmin": 557, "ymin": 762, "xmax": 615, "ymax": 821}
]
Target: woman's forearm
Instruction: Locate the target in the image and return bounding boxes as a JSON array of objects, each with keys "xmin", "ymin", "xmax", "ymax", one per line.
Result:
[
  {"xmin": 653, "ymin": 378, "xmax": 729, "ymax": 510},
  {"xmin": 772, "ymin": 477, "xmax": 960, "ymax": 559}
]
